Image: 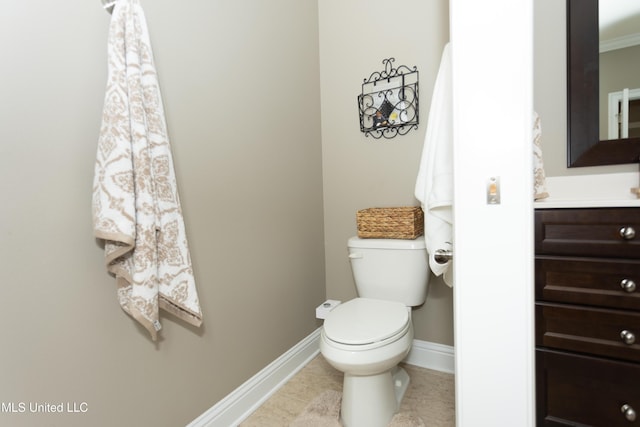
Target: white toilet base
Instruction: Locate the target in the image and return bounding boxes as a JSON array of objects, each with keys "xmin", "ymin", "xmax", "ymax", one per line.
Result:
[
  {"xmin": 392, "ymin": 365, "xmax": 410, "ymax": 405},
  {"xmin": 340, "ymin": 366, "xmax": 410, "ymax": 427}
]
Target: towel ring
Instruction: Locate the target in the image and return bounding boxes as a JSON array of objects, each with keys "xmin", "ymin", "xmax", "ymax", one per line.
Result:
[{"xmin": 101, "ymin": 0, "xmax": 117, "ymax": 14}]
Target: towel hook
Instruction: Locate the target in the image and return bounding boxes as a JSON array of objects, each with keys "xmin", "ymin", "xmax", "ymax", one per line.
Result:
[{"xmin": 101, "ymin": 0, "xmax": 117, "ymax": 14}]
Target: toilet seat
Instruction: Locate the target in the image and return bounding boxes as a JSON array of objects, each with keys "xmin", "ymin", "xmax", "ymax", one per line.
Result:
[{"xmin": 324, "ymin": 298, "xmax": 410, "ymax": 347}]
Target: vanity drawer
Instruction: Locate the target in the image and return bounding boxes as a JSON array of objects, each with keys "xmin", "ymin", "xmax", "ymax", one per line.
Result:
[
  {"xmin": 535, "ymin": 208, "xmax": 640, "ymax": 259},
  {"xmin": 536, "ymin": 256, "xmax": 640, "ymax": 310},
  {"xmin": 536, "ymin": 302, "xmax": 640, "ymax": 362},
  {"xmin": 536, "ymin": 348, "xmax": 640, "ymax": 427}
]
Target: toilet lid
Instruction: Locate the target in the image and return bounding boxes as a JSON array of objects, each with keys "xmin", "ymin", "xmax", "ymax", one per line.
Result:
[{"xmin": 324, "ymin": 298, "xmax": 409, "ymax": 345}]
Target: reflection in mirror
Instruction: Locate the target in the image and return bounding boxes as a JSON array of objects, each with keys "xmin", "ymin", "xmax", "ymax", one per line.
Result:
[
  {"xmin": 566, "ymin": 0, "xmax": 640, "ymax": 167},
  {"xmin": 598, "ymin": 1, "xmax": 640, "ymax": 141}
]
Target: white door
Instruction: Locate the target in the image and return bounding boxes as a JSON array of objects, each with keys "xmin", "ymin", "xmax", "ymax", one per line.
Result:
[{"xmin": 450, "ymin": 0, "xmax": 536, "ymax": 425}]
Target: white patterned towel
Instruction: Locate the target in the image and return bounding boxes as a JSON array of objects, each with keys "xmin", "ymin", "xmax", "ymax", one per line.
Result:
[
  {"xmin": 93, "ymin": 0, "xmax": 202, "ymax": 340},
  {"xmin": 533, "ymin": 111, "xmax": 549, "ymax": 200}
]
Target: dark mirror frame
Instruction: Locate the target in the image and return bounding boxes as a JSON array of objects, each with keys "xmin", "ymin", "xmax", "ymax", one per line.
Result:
[{"xmin": 567, "ymin": 0, "xmax": 640, "ymax": 167}]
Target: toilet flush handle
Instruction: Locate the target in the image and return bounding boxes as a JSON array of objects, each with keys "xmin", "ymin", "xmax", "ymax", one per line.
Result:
[
  {"xmin": 434, "ymin": 249, "xmax": 453, "ymax": 264},
  {"xmin": 348, "ymin": 253, "xmax": 363, "ymax": 259}
]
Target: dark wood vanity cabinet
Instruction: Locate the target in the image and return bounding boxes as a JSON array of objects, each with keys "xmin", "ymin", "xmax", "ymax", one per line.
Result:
[{"xmin": 535, "ymin": 208, "xmax": 640, "ymax": 426}]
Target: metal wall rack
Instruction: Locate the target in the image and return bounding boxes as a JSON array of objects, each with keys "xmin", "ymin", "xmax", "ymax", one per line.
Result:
[{"xmin": 357, "ymin": 58, "xmax": 419, "ymax": 140}]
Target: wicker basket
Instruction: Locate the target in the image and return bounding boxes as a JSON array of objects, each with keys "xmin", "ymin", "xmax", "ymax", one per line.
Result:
[{"xmin": 356, "ymin": 207, "xmax": 424, "ymax": 239}]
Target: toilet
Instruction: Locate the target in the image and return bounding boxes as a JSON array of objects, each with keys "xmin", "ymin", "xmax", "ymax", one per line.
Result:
[{"xmin": 320, "ymin": 236, "xmax": 430, "ymax": 427}]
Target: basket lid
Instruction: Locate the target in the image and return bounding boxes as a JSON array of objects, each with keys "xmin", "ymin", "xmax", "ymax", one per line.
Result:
[{"xmin": 348, "ymin": 235, "xmax": 425, "ymax": 250}]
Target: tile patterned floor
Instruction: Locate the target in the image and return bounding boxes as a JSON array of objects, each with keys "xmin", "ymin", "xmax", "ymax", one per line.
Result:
[{"xmin": 240, "ymin": 355, "xmax": 455, "ymax": 426}]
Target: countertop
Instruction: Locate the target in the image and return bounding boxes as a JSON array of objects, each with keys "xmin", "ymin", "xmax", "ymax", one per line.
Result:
[{"xmin": 533, "ymin": 172, "xmax": 640, "ymax": 209}]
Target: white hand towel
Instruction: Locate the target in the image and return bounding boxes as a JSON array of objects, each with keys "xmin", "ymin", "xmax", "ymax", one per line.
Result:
[
  {"xmin": 414, "ymin": 43, "xmax": 453, "ymax": 287},
  {"xmin": 93, "ymin": 0, "xmax": 202, "ymax": 340}
]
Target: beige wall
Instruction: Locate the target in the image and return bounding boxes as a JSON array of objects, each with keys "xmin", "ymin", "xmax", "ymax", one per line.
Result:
[
  {"xmin": 534, "ymin": 0, "xmax": 637, "ymax": 177},
  {"xmin": 0, "ymin": 1, "xmax": 324, "ymax": 426},
  {"xmin": 318, "ymin": 0, "xmax": 454, "ymax": 346}
]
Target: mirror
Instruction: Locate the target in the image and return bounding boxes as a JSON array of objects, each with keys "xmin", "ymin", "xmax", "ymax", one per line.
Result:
[
  {"xmin": 599, "ymin": 1, "xmax": 640, "ymax": 141},
  {"xmin": 567, "ymin": 0, "xmax": 640, "ymax": 167}
]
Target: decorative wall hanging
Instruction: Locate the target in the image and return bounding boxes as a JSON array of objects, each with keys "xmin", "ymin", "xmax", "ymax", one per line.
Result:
[{"xmin": 357, "ymin": 58, "xmax": 419, "ymax": 139}]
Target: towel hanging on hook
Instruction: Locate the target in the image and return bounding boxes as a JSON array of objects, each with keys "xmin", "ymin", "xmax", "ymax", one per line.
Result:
[
  {"xmin": 93, "ymin": 0, "xmax": 203, "ymax": 340},
  {"xmin": 101, "ymin": 0, "xmax": 117, "ymax": 14}
]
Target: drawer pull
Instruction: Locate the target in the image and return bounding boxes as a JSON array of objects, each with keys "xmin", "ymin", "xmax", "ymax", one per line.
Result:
[
  {"xmin": 621, "ymin": 279, "xmax": 637, "ymax": 293},
  {"xmin": 621, "ymin": 404, "xmax": 637, "ymax": 422},
  {"xmin": 620, "ymin": 330, "xmax": 636, "ymax": 345},
  {"xmin": 620, "ymin": 226, "xmax": 636, "ymax": 240}
]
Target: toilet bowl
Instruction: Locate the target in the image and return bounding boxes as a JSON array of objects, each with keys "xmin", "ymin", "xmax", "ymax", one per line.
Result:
[
  {"xmin": 320, "ymin": 236, "xmax": 429, "ymax": 427},
  {"xmin": 320, "ymin": 298, "xmax": 414, "ymax": 427}
]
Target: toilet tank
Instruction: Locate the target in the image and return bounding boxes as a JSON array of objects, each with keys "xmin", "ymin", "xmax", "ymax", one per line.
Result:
[{"xmin": 347, "ymin": 236, "xmax": 430, "ymax": 306}]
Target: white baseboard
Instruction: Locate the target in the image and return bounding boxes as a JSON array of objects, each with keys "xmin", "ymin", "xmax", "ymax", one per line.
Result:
[
  {"xmin": 186, "ymin": 328, "xmax": 321, "ymax": 427},
  {"xmin": 404, "ymin": 339, "xmax": 455, "ymax": 374},
  {"xmin": 187, "ymin": 327, "xmax": 455, "ymax": 427}
]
